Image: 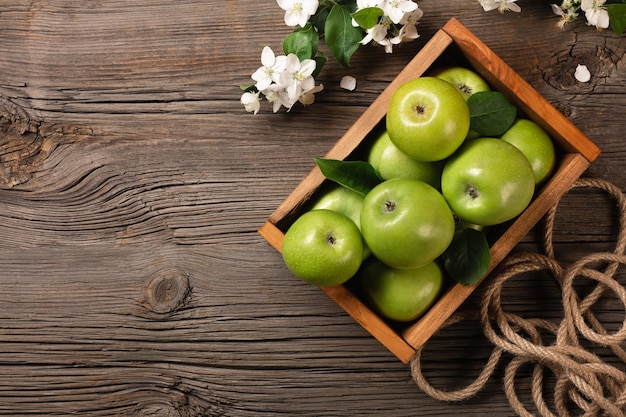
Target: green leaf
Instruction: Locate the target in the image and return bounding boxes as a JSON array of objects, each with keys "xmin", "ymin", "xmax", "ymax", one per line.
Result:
[
  {"xmin": 314, "ymin": 158, "xmax": 382, "ymax": 196},
  {"xmin": 324, "ymin": 4, "xmax": 364, "ymax": 68},
  {"xmin": 350, "ymin": 7, "xmax": 384, "ymax": 29},
  {"xmin": 468, "ymin": 91, "xmax": 517, "ymax": 137},
  {"xmin": 240, "ymin": 84, "xmax": 257, "ymax": 92},
  {"xmin": 442, "ymin": 227, "xmax": 491, "ymax": 286},
  {"xmin": 606, "ymin": 4, "xmax": 626, "ymax": 36},
  {"xmin": 283, "ymin": 23, "xmax": 319, "ymax": 61}
]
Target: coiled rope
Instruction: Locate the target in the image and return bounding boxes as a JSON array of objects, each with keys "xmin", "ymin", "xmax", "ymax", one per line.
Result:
[{"xmin": 411, "ymin": 178, "xmax": 626, "ymax": 416}]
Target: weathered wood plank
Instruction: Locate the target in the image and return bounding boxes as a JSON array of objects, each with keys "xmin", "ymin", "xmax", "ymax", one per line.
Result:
[{"xmin": 1, "ymin": 0, "xmax": 625, "ymax": 415}]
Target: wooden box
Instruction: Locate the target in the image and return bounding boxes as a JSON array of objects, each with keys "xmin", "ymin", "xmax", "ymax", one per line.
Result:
[{"xmin": 258, "ymin": 18, "xmax": 600, "ymax": 363}]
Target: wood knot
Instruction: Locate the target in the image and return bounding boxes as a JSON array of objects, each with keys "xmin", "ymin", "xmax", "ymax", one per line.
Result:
[
  {"xmin": 536, "ymin": 40, "xmax": 622, "ymax": 93},
  {"xmin": 145, "ymin": 269, "xmax": 191, "ymax": 314},
  {"xmin": 0, "ymin": 108, "xmax": 44, "ymax": 189}
]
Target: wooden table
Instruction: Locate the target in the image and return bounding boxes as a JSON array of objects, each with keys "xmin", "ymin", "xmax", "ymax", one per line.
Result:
[{"xmin": 1, "ymin": 1, "xmax": 624, "ymax": 415}]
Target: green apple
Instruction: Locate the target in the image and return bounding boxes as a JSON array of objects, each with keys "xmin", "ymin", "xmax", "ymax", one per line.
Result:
[
  {"xmin": 500, "ymin": 118, "xmax": 556, "ymax": 185},
  {"xmin": 310, "ymin": 184, "xmax": 364, "ymax": 230},
  {"xmin": 360, "ymin": 178, "xmax": 455, "ymax": 269},
  {"xmin": 441, "ymin": 137, "xmax": 535, "ymax": 226},
  {"xmin": 432, "ymin": 66, "xmax": 491, "ymax": 101},
  {"xmin": 366, "ymin": 129, "xmax": 444, "ymax": 189},
  {"xmin": 282, "ymin": 209, "xmax": 363, "ymax": 287},
  {"xmin": 310, "ymin": 184, "xmax": 371, "ymax": 259},
  {"xmin": 358, "ymin": 259, "xmax": 443, "ymax": 322},
  {"xmin": 386, "ymin": 77, "xmax": 470, "ymax": 162}
]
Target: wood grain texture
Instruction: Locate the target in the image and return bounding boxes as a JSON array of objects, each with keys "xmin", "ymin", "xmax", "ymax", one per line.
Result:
[{"xmin": 1, "ymin": 0, "xmax": 625, "ymax": 416}]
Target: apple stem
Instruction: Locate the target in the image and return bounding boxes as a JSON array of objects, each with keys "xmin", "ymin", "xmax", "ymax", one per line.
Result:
[
  {"xmin": 467, "ymin": 185, "xmax": 480, "ymax": 200},
  {"xmin": 413, "ymin": 105, "xmax": 425, "ymax": 116},
  {"xmin": 458, "ymin": 83, "xmax": 472, "ymax": 95}
]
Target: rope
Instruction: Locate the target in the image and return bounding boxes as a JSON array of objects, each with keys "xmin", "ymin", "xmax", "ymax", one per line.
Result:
[{"xmin": 410, "ymin": 178, "xmax": 626, "ymax": 416}]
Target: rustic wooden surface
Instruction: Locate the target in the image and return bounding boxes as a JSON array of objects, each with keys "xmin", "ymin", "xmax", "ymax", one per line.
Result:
[{"xmin": 1, "ymin": 1, "xmax": 624, "ymax": 416}]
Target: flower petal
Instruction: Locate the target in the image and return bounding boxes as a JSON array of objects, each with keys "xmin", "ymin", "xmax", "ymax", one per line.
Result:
[
  {"xmin": 303, "ymin": 0, "xmax": 319, "ymax": 15},
  {"xmin": 299, "ymin": 59, "xmax": 317, "ymax": 77},
  {"xmin": 301, "ymin": 76, "xmax": 315, "ymax": 92},
  {"xmin": 507, "ymin": 2, "xmax": 521, "ymax": 12},
  {"xmin": 340, "ymin": 75, "xmax": 357, "ymax": 91},
  {"xmin": 284, "ymin": 10, "xmax": 301, "ymax": 26},
  {"xmin": 551, "ymin": 4, "xmax": 564, "ymax": 16},
  {"xmin": 480, "ymin": 0, "xmax": 499, "ymax": 12},
  {"xmin": 284, "ymin": 54, "xmax": 300, "ymax": 72},
  {"xmin": 595, "ymin": 9, "xmax": 610, "ymax": 28},
  {"xmin": 276, "ymin": 0, "xmax": 293, "ymax": 11},
  {"xmin": 575, "ymin": 64, "xmax": 591, "ymax": 82},
  {"xmin": 260, "ymin": 46, "xmax": 275, "ymax": 67}
]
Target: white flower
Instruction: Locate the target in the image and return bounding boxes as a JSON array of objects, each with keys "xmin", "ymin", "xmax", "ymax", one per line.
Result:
[
  {"xmin": 574, "ymin": 64, "xmax": 591, "ymax": 82},
  {"xmin": 352, "ymin": 1, "xmax": 423, "ymax": 53},
  {"xmin": 340, "ymin": 76, "xmax": 357, "ymax": 91},
  {"xmin": 361, "ymin": 21, "xmax": 398, "ymax": 53},
  {"xmin": 390, "ymin": 23, "xmax": 419, "ymax": 46},
  {"xmin": 479, "ymin": 0, "xmax": 521, "ymax": 13},
  {"xmin": 276, "ymin": 0, "xmax": 319, "ymax": 27},
  {"xmin": 251, "ymin": 46, "xmax": 287, "ymax": 91},
  {"xmin": 241, "ymin": 91, "xmax": 261, "ymax": 114},
  {"xmin": 551, "ymin": 1, "xmax": 580, "ymax": 28},
  {"xmin": 360, "ymin": 5, "xmax": 422, "ymax": 53},
  {"xmin": 279, "ymin": 54, "xmax": 317, "ymax": 105},
  {"xmin": 392, "ymin": 7, "xmax": 423, "ymax": 44},
  {"xmin": 263, "ymin": 85, "xmax": 293, "ymax": 113},
  {"xmin": 361, "ymin": 23, "xmax": 390, "ymax": 46},
  {"xmin": 581, "ymin": 0, "xmax": 609, "ymax": 29},
  {"xmin": 382, "ymin": 0, "xmax": 419, "ymax": 25}
]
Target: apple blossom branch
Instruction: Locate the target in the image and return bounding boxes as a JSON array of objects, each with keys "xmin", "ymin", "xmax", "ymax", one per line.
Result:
[
  {"xmin": 479, "ymin": 0, "xmax": 625, "ymax": 34},
  {"xmin": 241, "ymin": 0, "xmax": 424, "ymax": 114},
  {"xmin": 241, "ymin": 0, "xmax": 625, "ymax": 114}
]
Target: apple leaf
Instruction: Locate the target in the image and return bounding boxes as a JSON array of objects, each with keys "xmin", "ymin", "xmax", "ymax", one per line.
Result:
[
  {"xmin": 468, "ymin": 91, "xmax": 517, "ymax": 137},
  {"xmin": 283, "ymin": 23, "xmax": 319, "ymax": 62},
  {"xmin": 606, "ymin": 4, "xmax": 626, "ymax": 36},
  {"xmin": 314, "ymin": 158, "xmax": 382, "ymax": 196},
  {"xmin": 324, "ymin": 4, "xmax": 363, "ymax": 68},
  {"xmin": 240, "ymin": 84, "xmax": 256, "ymax": 92},
  {"xmin": 351, "ymin": 7, "xmax": 384, "ymax": 29},
  {"xmin": 441, "ymin": 227, "xmax": 491, "ymax": 286}
]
